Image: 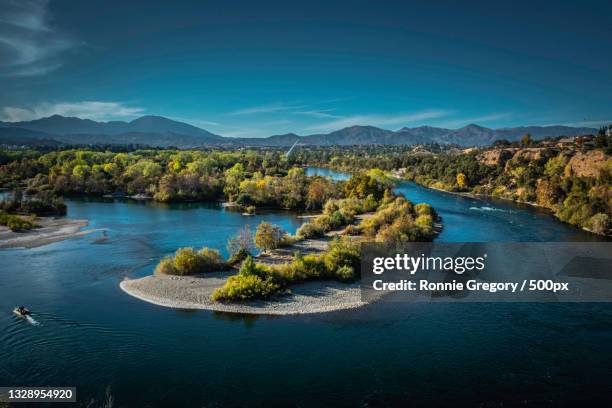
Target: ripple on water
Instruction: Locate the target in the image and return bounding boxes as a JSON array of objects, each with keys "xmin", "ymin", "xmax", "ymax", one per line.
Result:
[{"xmin": 469, "ymin": 206, "xmax": 513, "ymax": 213}]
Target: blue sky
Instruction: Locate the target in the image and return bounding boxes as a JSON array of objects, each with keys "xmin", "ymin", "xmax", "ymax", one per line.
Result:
[{"xmin": 0, "ymin": 0, "xmax": 611, "ymax": 137}]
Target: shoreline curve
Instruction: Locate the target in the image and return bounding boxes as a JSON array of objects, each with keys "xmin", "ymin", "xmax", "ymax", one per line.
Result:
[{"xmin": 120, "ymin": 272, "xmax": 366, "ymax": 315}]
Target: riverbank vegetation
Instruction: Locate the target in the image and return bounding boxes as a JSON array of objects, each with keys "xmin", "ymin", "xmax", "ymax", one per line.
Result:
[
  {"xmin": 0, "ymin": 149, "xmax": 342, "ymax": 211},
  {"xmin": 0, "ymin": 212, "xmax": 36, "ymax": 231},
  {"xmin": 0, "ymin": 190, "xmax": 66, "ymax": 216},
  {"xmin": 402, "ymin": 149, "xmax": 610, "ymax": 235},
  {"xmin": 290, "ymin": 136, "xmax": 611, "ymax": 236}
]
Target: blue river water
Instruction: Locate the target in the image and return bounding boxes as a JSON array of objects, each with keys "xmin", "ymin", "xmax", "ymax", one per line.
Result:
[{"xmin": 0, "ymin": 168, "xmax": 610, "ymax": 407}]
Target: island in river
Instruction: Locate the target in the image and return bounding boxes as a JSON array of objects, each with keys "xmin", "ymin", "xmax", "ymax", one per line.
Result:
[
  {"xmin": 0, "ymin": 216, "xmax": 97, "ymax": 249},
  {"xmin": 120, "ymin": 229, "xmax": 366, "ymax": 315}
]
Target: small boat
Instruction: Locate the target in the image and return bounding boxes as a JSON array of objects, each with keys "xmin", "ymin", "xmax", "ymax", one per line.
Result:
[{"xmin": 13, "ymin": 306, "xmax": 31, "ymax": 317}]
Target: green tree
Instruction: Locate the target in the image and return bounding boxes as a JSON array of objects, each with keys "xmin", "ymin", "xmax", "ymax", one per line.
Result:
[{"xmin": 254, "ymin": 221, "xmax": 285, "ymax": 252}]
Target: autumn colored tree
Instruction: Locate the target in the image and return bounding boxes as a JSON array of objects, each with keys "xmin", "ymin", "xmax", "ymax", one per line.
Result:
[
  {"xmin": 254, "ymin": 222, "xmax": 286, "ymax": 252},
  {"xmin": 521, "ymin": 133, "xmax": 532, "ymax": 147},
  {"xmin": 456, "ymin": 172, "xmax": 468, "ymax": 189}
]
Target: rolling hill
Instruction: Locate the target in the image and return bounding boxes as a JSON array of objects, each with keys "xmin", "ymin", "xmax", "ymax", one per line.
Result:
[{"xmin": 0, "ymin": 115, "xmax": 597, "ymax": 148}]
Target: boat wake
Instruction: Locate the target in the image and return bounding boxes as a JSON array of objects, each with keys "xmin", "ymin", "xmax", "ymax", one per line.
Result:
[{"xmin": 25, "ymin": 316, "xmax": 39, "ymax": 326}]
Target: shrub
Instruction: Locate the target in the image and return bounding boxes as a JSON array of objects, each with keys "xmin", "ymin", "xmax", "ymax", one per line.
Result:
[
  {"xmin": 323, "ymin": 237, "xmax": 360, "ymax": 276},
  {"xmin": 227, "ymin": 248, "xmax": 251, "ymax": 266},
  {"xmin": 197, "ymin": 247, "xmax": 226, "ymax": 271},
  {"xmin": 335, "ymin": 265, "xmax": 356, "ymax": 282},
  {"xmin": 155, "ymin": 246, "xmax": 227, "ymax": 276},
  {"xmin": 155, "ymin": 258, "xmax": 175, "ymax": 275},
  {"xmin": 270, "ymin": 252, "xmax": 330, "ymax": 284},
  {"xmin": 238, "ymin": 256, "xmax": 269, "ymax": 278},
  {"xmin": 296, "ymin": 221, "xmax": 325, "ymax": 239},
  {"xmin": 415, "ymin": 214, "xmax": 434, "ymax": 235},
  {"xmin": 363, "ymin": 194, "xmax": 379, "ymax": 212},
  {"xmin": 298, "ymin": 254, "xmax": 329, "ymax": 279},
  {"xmin": 0, "ymin": 213, "xmax": 35, "ymax": 232},
  {"xmin": 589, "ymin": 213, "xmax": 610, "ymax": 235},
  {"xmin": 211, "ymin": 274, "xmax": 279, "ymax": 301},
  {"xmin": 414, "ymin": 203, "xmax": 432, "ymax": 216},
  {"xmin": 173, "ymin": 247, "xmax": 204, "ymax": 275}
]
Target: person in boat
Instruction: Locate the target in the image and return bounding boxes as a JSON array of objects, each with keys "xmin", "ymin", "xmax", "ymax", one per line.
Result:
[{"xmin": 15, "ymin": 306, "xmax": 30, "ymax": 316}]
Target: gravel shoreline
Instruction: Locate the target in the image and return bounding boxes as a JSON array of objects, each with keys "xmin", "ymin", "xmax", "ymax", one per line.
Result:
[
  {"xmin": 0, "ymin": 217, "xmax": 96, "ymax": 249},
  {"xmin": 120, "ymin": 273, "xmax": 365, "ymax": 315}
]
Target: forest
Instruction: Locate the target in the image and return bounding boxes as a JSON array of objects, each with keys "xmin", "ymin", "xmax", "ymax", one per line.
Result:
[
  {"xmin": 0, "ymin": 149, "xmax": 341, "ymax": 211},
  {"xmin": 290, "ymin": 132, "xmax": 612, "ymax": 236},
  {"xmin": 0, "ymin": 130, "xmax": 610, "ymax": 237}
]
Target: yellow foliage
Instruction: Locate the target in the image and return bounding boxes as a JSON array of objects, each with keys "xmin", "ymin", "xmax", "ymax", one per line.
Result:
[{"xmin": 456, "ymin": 172, "xmax": 467, "ymax": 188}]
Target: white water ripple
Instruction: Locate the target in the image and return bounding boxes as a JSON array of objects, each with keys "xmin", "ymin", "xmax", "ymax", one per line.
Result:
[{"xmin": 469, "ymin": 206, "xmax": 512, "ymax": 213}]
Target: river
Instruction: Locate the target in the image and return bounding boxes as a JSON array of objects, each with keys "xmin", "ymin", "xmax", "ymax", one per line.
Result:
[{"xmin": 0, "ymin": 168, "xmax": 609, "ymax": 406}]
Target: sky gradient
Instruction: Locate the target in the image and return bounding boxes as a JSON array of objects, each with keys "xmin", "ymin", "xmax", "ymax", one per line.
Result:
[{"xmin": 0, "ymin": 0, "xmax": 611, "ymax": 137}]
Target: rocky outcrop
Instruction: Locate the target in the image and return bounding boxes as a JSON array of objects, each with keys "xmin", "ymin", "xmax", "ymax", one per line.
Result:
[
  {"xmin": 567, "ymin": 150, "xmax": 608, "ymax": 178},
  {"xmin": 478, "ymin": 147, "xmax": 562, "ymax": 167},
  {"xmin": 511, "ymin": 148, "xmax": 556, "ymax": 162},
  {"xmin": 476, "ymin": 148, "xmax": 516, "ymax": 166}
]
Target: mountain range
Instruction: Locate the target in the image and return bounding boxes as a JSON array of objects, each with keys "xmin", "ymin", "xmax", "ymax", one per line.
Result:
[{"xmin": 0, "ymin": 115, "xmax": 597, "ymax": 148}]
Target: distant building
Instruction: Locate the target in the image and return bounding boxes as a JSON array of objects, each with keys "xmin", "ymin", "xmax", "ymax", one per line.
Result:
[
  {"xmin": 556, "ymin": 137, "xmax": 575, "ymax": 147},
  {"xmin": 576, "ymin": 135, "xmax": 595, "ymax": 147}
]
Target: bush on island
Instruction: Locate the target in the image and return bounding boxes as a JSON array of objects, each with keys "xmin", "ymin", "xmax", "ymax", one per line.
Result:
[
  {"xmin": 211, "ymin": 274, "xmax": 279, "ymax": 302},
  {"xmin": 155, "ymin": 247, "xmax": 227, "ymax": 276},
  {"xmin": 211, "ymin": 256, "xmax": 279, "ymax": 301},
  {"xmin": 212, "ymin": 238, "xmax": 361, "ymax": 302}
]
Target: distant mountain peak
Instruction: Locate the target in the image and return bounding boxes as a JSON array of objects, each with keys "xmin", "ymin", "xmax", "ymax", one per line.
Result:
[
  {"xmin": 461, "ymin": 123, "xmax": 488, "ymax": 130},
  {"xmin": 130, "ymin": 115, "xmax": 174, "ymax": 123}
]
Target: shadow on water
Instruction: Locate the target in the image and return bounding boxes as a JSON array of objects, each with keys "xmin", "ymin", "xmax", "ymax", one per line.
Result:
[{"xmin": 212, "ymin": 311, "xmax": 263, "ymax": 327}]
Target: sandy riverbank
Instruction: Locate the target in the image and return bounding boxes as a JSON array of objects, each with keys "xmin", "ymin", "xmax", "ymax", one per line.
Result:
[{"xmin": 0, "ymin": 217, "xmax": 96, "ymax": 249}]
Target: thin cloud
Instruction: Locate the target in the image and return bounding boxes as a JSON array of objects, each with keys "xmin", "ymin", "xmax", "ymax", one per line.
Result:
[
  {"xmin": 0, "ymin": 0, "xmax": 79, "ymax": 77},
  {"xmin": 561, "ymin": 119, "xmax": 612, "ymax": 127},
  {"xmin": 225, "ymin": 99, "xmax": 344, "ymax": 116},
  {"xmin": 293, "ymin": 109, "xmax": 341, "ymax": 119},
  {"xmin": 225, "ymin": 103, "xmax": 305, "ymax": 116},
  {"xmin": 307, "ymin": 110, "xmax": 453, "ymax": 132},
  {"xmin": 1, "ymin": 101, "xmax": 145, "ymax": 122}
]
